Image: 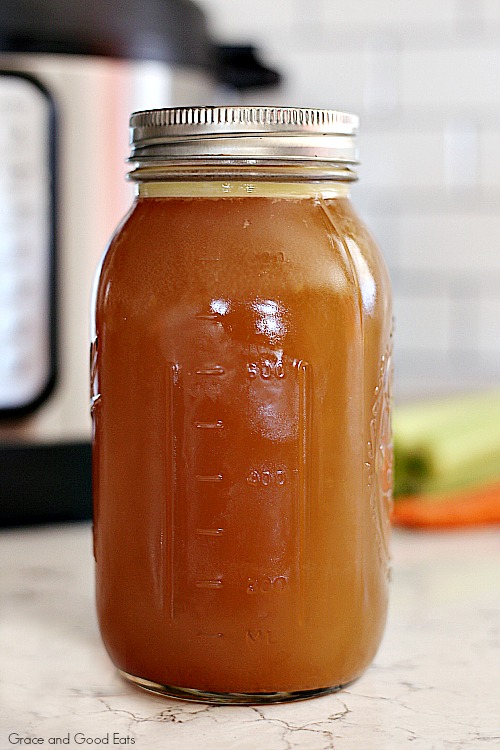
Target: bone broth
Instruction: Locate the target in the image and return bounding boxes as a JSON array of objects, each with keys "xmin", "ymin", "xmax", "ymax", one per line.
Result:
[{"xmin": 92, "ymin": 108, "xmax": 393, "ymax": 703}]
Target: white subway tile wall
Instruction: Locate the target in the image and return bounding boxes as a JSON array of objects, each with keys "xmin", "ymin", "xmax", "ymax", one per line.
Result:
[{"xmin": 197, "ymin": 0, "xmax": 500, "ymax": 398}]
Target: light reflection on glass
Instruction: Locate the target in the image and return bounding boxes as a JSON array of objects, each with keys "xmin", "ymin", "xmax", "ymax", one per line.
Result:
[
  {"xmin": 345, "ymin": 239, "xmax": 376, "ymax": 315},
  {"xmin": 210, "ymin": 298, "xmax": 231, "ymax": 316},
  {"xmin": 252, "ymin": 299, "xmax": 287, "ymax": 342}
]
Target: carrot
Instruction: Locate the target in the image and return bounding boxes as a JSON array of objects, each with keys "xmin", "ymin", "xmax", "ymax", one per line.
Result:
[{"xmin": 391, "ymin": 482, "xmax": 500, "ymax": 529}]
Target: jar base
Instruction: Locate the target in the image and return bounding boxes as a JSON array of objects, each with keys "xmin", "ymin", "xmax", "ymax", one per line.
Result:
[{"xmin": 119, "ymin": 669, "xmax": 348, "ymax": 705}]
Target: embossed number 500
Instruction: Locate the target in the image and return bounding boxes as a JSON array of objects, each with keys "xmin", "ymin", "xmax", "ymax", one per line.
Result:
[{"xmin": 247, "ymin": 360, "xmax": 285, "ymax": 379}]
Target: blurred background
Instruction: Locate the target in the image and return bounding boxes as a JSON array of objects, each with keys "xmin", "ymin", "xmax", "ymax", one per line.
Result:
[
  {"xmin": 199, "ymin": 0, "xmax": 500, "ymax": 400},
  {"xmin": 1, "ymin": 0, "xmax": 500, "ymax": 525}
]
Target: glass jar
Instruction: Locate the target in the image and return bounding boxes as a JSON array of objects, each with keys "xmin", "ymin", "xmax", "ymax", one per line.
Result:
[{"xmin": 91, "ymin": 106, "xmax": 393, "ymax": 704}]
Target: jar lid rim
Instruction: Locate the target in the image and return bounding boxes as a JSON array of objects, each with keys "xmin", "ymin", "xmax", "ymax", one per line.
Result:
[
  {"xmin": 129, "ymin": 107, "xmax": 359, "ymax": 165},
  {"xmin": 130, "ymin": 106, "xmax": 359, "ymax": 135}
]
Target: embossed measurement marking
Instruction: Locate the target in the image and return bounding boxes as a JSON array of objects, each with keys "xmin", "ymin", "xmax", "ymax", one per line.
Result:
[
  {"xmin": 247, "ymin": 360, "xmax": 285, "ymax": 379},
  {"xmin": 247, "ymin": 575, "xmax": 288, "ymax": 593},
  {"xmin": 165, "ymin": 362, "xmax": 180, "ymax": 620},
  {"xmin": 297, "ymin": 359, "xmax": 310, "ymax": 626},
  {"xmin": 195, "ymin": 366, "xmax": 225, "ymax": 376},
  {"xmin": 246, "ymin": 468, "xmax": 286, "ymax": 486},
  {"xmin": 194, "ymin": 312, "xmax": 219, "ymax": 320},
  {"xmin": 165, "ymin": 354, "xmax": 312, "ymax": 628},
  {"xmin": 197, "ymin": 632, "xmax": 224, "ymax": 639},
  {"xmin": 195, "ymin": 580, "xmax": 224, "ymax": 589},
  {"xmin": 246, "ymin": 629, "xmax": 275, "ymax": 644}
]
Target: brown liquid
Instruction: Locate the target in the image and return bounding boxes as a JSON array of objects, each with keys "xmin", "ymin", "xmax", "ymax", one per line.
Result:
[{"xmin": 92, "ymin": 191, "xmax": 392, "ymax": 696}]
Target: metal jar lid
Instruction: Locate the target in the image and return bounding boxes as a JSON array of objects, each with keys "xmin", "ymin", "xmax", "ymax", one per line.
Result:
[{"xmin": 129, "ymin": 106, "xmax": 359, "ymax": 167}]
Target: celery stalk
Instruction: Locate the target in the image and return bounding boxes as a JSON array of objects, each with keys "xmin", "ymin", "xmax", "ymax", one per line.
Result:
[{"xmin": 393, "ymin": 391, "xmax": 500, "ymax": 498}]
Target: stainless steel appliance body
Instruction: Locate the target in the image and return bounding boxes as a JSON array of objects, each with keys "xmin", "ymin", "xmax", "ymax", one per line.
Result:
[{"xmin": 0, "ymin": 1, "xmax": 215, "ymax": 523}]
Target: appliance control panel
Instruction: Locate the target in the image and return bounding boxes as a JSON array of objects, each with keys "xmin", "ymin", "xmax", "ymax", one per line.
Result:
[{"xmin": 0, "ymin": 72, "xmax": 56, "ymax": 415}]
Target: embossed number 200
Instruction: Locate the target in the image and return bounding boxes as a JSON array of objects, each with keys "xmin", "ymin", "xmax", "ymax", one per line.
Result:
[{"xmin": 247, "ymin": 576, "xmax": 287, "ymax": 593}]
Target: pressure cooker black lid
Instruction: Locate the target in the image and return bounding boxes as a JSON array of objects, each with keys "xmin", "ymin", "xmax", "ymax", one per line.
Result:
[{"xmin": 0, "ymin": 0, "xmax": 213, "ymax": 67}]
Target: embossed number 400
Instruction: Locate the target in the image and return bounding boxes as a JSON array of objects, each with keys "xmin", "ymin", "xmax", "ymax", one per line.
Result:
[{"xmin": 246, "ymin": 469, "xmax": 286, "ymax": 486}]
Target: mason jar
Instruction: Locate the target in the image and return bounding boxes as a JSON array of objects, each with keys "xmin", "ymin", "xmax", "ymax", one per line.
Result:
[{"xmin": 91, "ymin": 106, "xmax": 393, "ymax": 704}]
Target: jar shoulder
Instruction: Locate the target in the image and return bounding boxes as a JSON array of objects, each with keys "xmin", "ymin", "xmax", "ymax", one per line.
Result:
[
  {"xmin": 95, "ymin": 196, "xmax": 391, "ymax": 326},
  {"xmin": 323, "ymin": 198, "xmax": 392, "ymax": 316}
]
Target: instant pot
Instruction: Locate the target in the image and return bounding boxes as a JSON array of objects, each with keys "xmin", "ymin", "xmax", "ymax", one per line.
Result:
[{"xmin": 0, "ymin": 0, "xmax": 279, "ymax": 525}]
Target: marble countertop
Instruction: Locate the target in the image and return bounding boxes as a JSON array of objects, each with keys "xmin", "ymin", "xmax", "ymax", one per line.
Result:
[{"xmin": 1, "ymin": 523, "xmax": 499, "ymax": 750}]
